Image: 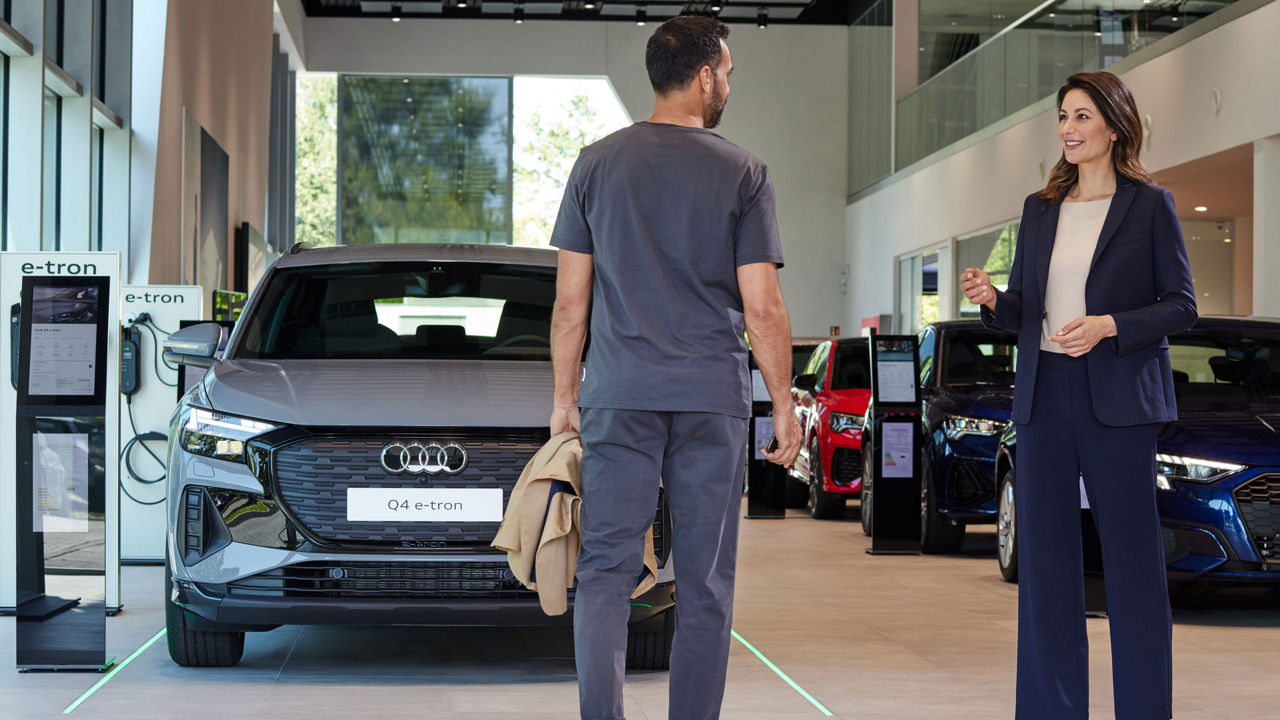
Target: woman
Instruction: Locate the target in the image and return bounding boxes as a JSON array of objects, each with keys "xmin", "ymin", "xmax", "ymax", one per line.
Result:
[{"xmin": 961, "ymin": 71, "xmax": 1196, "ymax": 719}]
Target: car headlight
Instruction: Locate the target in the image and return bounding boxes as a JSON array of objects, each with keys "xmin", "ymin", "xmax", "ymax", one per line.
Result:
[
  {"xmin": 830, "ymin": 412, "xmax": 864, "ymax": 434},
  {"xmin": 181, "ymin": 408, "xmax": 279, "ymax": 463},
  {"xmin": 943, "ymin": 416, "xmax": 1008, "ymax": 439},
  {"xmin": 1155, "ymin": 454, "xmax": 1244, "ymax": 486}
]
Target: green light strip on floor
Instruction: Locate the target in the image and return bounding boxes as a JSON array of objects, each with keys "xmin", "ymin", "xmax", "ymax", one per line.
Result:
[
  {"xmin": 62, "ymin": 628, "xmax": 167, "ymax": 714},
  {"xmin": 731, "ymin": 628, "xmax": 834, "ymax": 717}
]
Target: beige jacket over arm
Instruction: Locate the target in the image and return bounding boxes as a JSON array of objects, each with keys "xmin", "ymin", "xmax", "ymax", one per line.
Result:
[{"xmin": 491, "ymin": 432, "xmax": 658, "ymax": 615}]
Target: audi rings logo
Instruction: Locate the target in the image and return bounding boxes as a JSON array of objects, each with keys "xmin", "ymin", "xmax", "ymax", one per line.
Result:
[{"xmin": 380, "ymin": 442, "xmax": 468, "ymax": 475}]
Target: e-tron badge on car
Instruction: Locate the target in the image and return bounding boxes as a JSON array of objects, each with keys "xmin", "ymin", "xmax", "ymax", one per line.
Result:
[{"xmin": 380, "ymin": 442, "xmax": 468, "ymax": 475}]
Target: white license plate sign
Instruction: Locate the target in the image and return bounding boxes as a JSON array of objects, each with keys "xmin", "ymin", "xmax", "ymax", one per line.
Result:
[{"xmin": 346, "ymin": 488, "xmax": 504, "ymax": 523}]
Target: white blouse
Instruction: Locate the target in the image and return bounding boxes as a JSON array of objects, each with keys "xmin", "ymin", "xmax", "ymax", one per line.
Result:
[{"xmin": 1041, "ymin": 198, "xmax": 1112, "ymax": 354}]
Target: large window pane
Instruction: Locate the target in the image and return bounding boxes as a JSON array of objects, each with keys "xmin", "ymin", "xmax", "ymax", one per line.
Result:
[
  {"xmin": 42, "ymin": 89, "xmax": 59, "ymax": 251},
  {"xmin": 338, "ymin": 76, "xmax": 511, "ymax": 245}
]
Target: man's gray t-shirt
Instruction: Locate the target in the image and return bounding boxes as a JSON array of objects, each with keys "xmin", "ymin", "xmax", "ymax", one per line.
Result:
[{"xmin": 550, "ymin": 121, "xmax": 783, "ymax": 418}]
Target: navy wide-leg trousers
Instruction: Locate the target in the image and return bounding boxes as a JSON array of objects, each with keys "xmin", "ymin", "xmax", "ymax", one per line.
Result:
[
  {"xmin": 574, "ymin": 408, "xmax": 748, "ymax": 720},
  {"xmin": 1015, "ymin": 352, "xmax": 1172, "ymax": 720}
]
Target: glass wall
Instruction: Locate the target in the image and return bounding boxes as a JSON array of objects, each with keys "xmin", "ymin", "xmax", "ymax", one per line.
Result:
[
  {"xmin": 41, "ymin": 88, "xmax": 58, "ymax": 250},
  {"xmin": 338, "ymin": 76, "xmax": 512, "ymax": 245},
  {"xmin": 898, "ymin": 0, "xmax": 1240, "ymax": 168},
  {"xmin": 304, "ymin": 74, "xmax": 631, "ymax": 248}
]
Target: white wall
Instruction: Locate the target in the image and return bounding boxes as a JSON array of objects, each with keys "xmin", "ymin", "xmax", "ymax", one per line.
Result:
[
  {"xmin": 847, "ymin": 1, "xmax": 1280, "ymax": 325},
  {"xmin": 302, "ymin": 18, "xmax": 850, "ymax": 337}
]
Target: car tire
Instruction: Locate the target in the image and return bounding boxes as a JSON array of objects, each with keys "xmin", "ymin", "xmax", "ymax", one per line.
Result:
[
  {"xmin": 920, "ymin": 460, "xmax": 965, "ymax": 554},
  {"xmin": 626, "ymin": 607, "xmax": 675, "ymax": 671},
  {"xmin": 807, "ymin": 437, "xmax": 846, "ymax": 520},
  {"xmin": 860, "ymin": 451, "xmax": 873, "ymax": 537},
  {"xmin": 996, "ymin": 468, "xmax": 1018, "ymax": 583},
  {"xmin": 165, "ymin": 556, "xmax": 245, "ymax": 667}
]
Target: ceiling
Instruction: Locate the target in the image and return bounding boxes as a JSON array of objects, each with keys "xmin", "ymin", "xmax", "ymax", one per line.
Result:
[
  {"xmin": 300, "ymin": 0, "xmax": 879, "ymax": 26},
  {"xmin": 1155, "ymin": 143, "xmax": 1253, "ymax": 221}
]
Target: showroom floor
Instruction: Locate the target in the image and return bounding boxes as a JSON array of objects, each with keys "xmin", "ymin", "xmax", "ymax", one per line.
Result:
[{"xmin": 4, "ymin": 503, "xmax": 1280, "ymax": 719}]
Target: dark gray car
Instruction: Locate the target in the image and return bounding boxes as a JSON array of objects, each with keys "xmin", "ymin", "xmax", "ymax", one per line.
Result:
[{"xmin": 162, "ymin": 243, "xmax": 674, "ymax": 669}]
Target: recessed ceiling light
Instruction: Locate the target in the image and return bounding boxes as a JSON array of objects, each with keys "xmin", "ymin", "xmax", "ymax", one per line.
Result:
[
  {"xmin": 1224, "ymin": 237, "xmax": 1232, "ymax": 243},
  {"xmin": 757, "ymin": 6, "xmax": 768, "ymax": 29},
  {"xmin": 1195, "ymin": 206, "xmax": 1208, "ymax": 212},
  {"xmin": 1094, "ymin": 31, "xmax": 1102, "ymax": 36},
  {"xmin": 391, "ymin": 2, "xmax": 402, "ymax": 21},
  {"xmin": 584, "ymin": 1, "xmax": 595, "ymax": 8}
]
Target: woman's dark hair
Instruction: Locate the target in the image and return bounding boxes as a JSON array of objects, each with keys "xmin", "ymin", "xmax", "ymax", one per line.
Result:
[
  {"xmin": 1039, "ymin": 71, "xmax": 1152, "ymax": 201},
  {"xmin": 645, "ymin": 15, "xmax": 730, "ymax": 95}
]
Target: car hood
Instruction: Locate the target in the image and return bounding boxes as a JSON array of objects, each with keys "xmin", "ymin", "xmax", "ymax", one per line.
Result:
[
  {"xmin": 1157, "ymin": 409, "xmax": 1280, "ymax": 467},
  {"xmin": 816, "ymin": 388, "xmax": 871, "ymax": 413},
  {"xmin": 928, "ymin": 384, "xmax": 1014, "ymax": 420},
  {"xmin": 206, "ymin": 359, "xmax": 553, "ymax": 428}
]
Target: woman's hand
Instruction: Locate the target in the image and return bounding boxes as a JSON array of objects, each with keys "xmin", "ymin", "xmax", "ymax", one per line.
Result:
[
  {"xmin": 1048, "ymin": 315, "xmax": 1118, "ymax": 357},
  {"xmin": 960, "ymin": 267, "xmax": 997, "ymax": 312}
]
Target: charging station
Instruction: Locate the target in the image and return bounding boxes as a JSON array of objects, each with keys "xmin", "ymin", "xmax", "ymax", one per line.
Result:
[
  {"xmin": 865, "ymin": 334, "xmax": 924, "ymax": 555},
  {"xmin": 118, "ymin": 286, "xmax": 204, "ymax": 562}
]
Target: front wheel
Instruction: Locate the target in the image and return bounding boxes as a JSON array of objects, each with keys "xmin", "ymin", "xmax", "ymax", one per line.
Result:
[
  {"xmin": 165, "ymin": 556, "xmax": 245, "ymax": 667},
  {"xmin": 860, "ymin": 452, "xmax": 873, "ymax": 536},
  {"xmin": 996, "ymin": 468, "xmax": 1019, "ymax": 583},
  {"xmin": 921, "ymin": 461, "xmax": 965, "ymax": 554},
  {"xmin": 807, "ymin": 438, "xmax": 846, "ymax": 520},
  {"xmin": 626, "ymin": 608, "xmax": 675, "ymax": 670}
]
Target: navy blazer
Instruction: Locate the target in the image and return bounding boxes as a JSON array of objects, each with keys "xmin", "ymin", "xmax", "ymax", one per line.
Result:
[{"xmin": 981, "ymin": 176, "xmax": 1197, "ymax": 426}]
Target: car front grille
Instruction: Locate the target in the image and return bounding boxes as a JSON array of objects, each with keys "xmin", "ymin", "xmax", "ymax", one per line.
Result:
[
  {"xmin": 830, "ymin": 448, "xmax": 863, "ymax": 486},
  {"xmin": 946, "ymin": 458, "xmax": 996, "ymax": 507},
  {"xmin": 224, "ymin": 561, "xmax": 533, "ymax": 600},
  {"xmin": 1234, "ymin": 474, "xmax": 1280, "ymax": 562},
  {"xmin": 272, "ymin": 431, "xmax": 543, "ymax": 548}
]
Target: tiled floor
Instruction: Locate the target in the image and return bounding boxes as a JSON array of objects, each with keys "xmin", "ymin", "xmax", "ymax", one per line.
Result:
[{"xmin": 4, "ymin": 503, "xmax": 1280, "ymax": 719}]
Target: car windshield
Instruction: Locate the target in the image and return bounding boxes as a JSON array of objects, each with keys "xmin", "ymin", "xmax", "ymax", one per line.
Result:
[
  {"xmin": 1170, "ymin": 328, "xmax": 1280, "ymax": 408},
  {"xmin": 830, "ymin": 342, "xmax": 871, "ymax": 390},
  {"xmin": 235, "ymin": 261, "xmax": 555, "ymax": 360},
  {"xmin": 940, "ymin": 330, "xmax": 1017, "ymax": 387}
]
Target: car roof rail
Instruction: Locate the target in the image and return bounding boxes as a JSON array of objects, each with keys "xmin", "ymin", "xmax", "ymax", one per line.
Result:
[{"xmin": 288, "ymin": 241, "xmax": 313, "ymax": 255}]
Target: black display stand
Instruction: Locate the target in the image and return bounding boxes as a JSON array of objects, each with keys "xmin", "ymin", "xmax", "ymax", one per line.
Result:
[
  {"xmin": 745, "ymin": 401, "xmax": 786, "ymax": 518},
  {"xmin": 866, "ymin": 334, "xmax": 923, "ymax": 555},
  {"xmin": 14, "ymin": 276, "xmax": 113, "ymax": 672}
]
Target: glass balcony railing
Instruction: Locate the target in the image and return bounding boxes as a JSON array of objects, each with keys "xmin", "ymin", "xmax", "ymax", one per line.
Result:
[{"xmin": 896, "ymin": 0, "xmax": 1240, "ymax": 169}]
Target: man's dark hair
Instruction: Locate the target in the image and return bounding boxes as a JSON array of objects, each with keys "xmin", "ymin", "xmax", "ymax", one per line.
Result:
[{"xmin": 645, "ymin": 15, "xmax": 730, "ymax": 95}]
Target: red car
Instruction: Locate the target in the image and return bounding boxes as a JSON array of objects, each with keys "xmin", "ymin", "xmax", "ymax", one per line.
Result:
[{"xmin": 789, "ymin": 337, "xmax": 872, "ymax": 519}]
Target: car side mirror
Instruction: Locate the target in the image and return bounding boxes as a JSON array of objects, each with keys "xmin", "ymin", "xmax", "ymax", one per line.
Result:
[
  {"xmin": 793, "ymin": 374, "xmax": 817, "ymax": 393},
  {"xmin": 163, "ymin": 323, "xmax": 224, "ymax": 369}
]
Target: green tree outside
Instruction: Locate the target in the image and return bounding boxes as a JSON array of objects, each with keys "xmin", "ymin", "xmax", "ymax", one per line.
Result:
[{"xmin": 295, "ymin": 75, "xmax": 338, "ymax": 247}]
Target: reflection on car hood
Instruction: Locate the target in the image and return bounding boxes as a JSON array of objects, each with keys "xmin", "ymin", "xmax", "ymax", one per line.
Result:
[
  {"xmin": 931, "ymin": 384, "xmax": 1014, "ymax": 420},
  {"xmin": 206, "ymin": 359, "xmax": 553, "ymax": 428},
  {"xmin": 821, "ymin": 388, "xmax": 872, "ymax": 413},
  {"xmin": 1157, "ymin": 408, "xmax": 1280, "ymax": 467}
]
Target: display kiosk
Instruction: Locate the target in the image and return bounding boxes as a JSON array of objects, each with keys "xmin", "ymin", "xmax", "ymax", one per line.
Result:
[
  {"xmin": 14, "ymin": 275, "xmax": 113, "ymax": 670},
  {"xmin": 865, "ymin": 334, "xmax": 923, "ymax": 554}
]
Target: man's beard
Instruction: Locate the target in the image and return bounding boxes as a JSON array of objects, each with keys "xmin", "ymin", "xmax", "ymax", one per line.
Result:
[{"xmin": 705, "ymin": 84, "xmax": 728, "ymax": 129}]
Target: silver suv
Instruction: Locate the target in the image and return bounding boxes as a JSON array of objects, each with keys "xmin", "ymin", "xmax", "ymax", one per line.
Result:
[{"xmin": 162, "ymin": 243, "xmax": 674, "ymax": 668}]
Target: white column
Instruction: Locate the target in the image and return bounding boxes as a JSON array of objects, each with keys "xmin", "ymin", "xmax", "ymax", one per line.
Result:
[
  {"xmin": 129, "ymin": 1, "xmax": 169, "ymax": 285},
  {"xmin": 1253, "ymin": 136, "xmax": 1280, "ymax": 317}
]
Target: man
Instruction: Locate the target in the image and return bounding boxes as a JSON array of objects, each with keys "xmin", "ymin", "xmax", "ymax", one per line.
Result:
[{"xmin": 548, "ymin": 14, "xmax": 802, "ymax": 720}]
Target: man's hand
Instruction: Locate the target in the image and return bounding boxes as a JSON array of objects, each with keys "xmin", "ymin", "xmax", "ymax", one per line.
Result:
[
  {"xmin": 1048, "ymin": 315, "xmax": 1117, "ymax": 357},
  {"xmin": 550, "ymin": 404, "xmax": 581, "ymax": 436},
  {"xmin": 960, "ymin": 267, "xmax": 997, "ymax": 312},
  {"xmin": 764, "ymin": 405, "xmax": 802, "ymax": 468}
]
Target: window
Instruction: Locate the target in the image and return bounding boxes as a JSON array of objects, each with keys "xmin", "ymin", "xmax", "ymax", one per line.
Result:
[
  {"xmin": 830, "ymin": 341, "xmax": 871, "ymax": 390},
  {"xmin": 1169, "ymin": 329, "xmax": 1280, "ymax": 406},
  {"xmin": 338, "ymin": 76, "xmax": 512, "ymax": 245},
  {"xmin": 41, "ymin": 88, "xmax": 59, "ymax": 251},
  {"xmin": 917, "ymin": 326, "xmax": 936, "ymax": 387},
  {"xmin": 236, "ymin": 261, "xmax": 557, "ymax": 361},
  {"xmin": 940, "ymin": 330, "xmax": 1017, "ymax": 387},
  {"xmin": 1, "ymin": 54, "xmax": 8, "ymax": 250}
]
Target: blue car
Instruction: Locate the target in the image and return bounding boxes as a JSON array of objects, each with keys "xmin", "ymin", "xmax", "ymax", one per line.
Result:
[
  {"xmin": 995, "ymin": 317, "xmax": 1280, "ymax": 585},
  {"xmin": 910, "ymin": 320, "xmax": 1017, "ymax": 552}
]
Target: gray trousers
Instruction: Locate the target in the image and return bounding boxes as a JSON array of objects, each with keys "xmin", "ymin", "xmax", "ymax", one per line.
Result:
[{"xmin": 575, "ymin": 408, "xmax": 748, "ymax": 720}]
